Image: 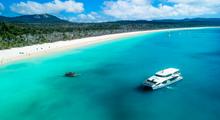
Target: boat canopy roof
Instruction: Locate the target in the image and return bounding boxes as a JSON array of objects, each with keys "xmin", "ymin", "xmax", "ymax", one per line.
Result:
[{"xmin": 155, "ymin": 68, "xmax": 179, "ymax": 77}]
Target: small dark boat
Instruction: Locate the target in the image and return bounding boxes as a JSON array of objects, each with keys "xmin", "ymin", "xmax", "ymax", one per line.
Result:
[{"xmin": 65, "ymin": 72, "xmax": 77, "ymax": 77}]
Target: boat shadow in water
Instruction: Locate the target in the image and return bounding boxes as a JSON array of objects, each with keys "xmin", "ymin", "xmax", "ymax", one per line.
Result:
[{"xmin": 135, "ymin": 85, "xmax": 153, "ymax": 93}]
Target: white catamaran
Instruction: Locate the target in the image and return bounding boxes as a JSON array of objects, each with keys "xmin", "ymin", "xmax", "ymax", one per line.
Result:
[{"xmin": 143, "ymin": 68, "xmax": 183, "ymax": 90}]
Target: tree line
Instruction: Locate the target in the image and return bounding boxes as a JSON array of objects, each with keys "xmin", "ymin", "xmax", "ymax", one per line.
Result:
[{"xmin": 0, "ymin": 21, "xmax": 219, "ymax": 49}]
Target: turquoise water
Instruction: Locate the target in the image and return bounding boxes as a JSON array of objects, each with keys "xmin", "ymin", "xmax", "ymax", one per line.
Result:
[{"xmin": 0, "ymin": 28, "xmax": 220, "ymax": 120}]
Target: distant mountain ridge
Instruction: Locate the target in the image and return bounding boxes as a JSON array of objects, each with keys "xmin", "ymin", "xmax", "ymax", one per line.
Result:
[
  {"xmin": 0, "ymin": 14, "xmax": 71, "ymax": 24},
  {"xmin": 108, "ymin": 18, "xmax": 220, "ymax": 23},
  {"xmin": 0, "ymin": 14, "xmax": 220, "ymax": 24}
]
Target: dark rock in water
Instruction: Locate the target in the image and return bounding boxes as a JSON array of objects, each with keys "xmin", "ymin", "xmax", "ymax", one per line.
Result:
[{"xmin": 65, "ymin": 72, "xmax": 77, "ymax": 77}]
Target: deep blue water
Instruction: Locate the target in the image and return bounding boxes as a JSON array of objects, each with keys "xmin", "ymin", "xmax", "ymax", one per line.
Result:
[{"xmin": 0, "ymin": 28, "xmax": 220, "ymax": 120}]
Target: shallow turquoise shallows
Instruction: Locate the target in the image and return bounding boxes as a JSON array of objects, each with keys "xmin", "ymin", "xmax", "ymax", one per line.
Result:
[{"xmin": 1, "ymin": 28, "xmax": 220, "ymax": 120}]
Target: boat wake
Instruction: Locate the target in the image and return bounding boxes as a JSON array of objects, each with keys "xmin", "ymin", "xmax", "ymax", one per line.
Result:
[{"xmin": 166, "ymin": 86, "xmax": 175, "ymax": 90}]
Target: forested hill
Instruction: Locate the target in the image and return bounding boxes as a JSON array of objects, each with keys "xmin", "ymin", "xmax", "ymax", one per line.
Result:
[
  {"xmin": 1, "ymin": 14, "xmax": 220, "ymax": 24},
  {"xmin": 0, "ymin": 14, "xmax": 220, "ymax": 49},
  {"xmin": 0, "ymin": 14, "xmax": 71, "ymax": 24}
]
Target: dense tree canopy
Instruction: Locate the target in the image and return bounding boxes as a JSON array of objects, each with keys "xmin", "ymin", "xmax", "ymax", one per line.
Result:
[{"xmin": 0, "ymin": 18, "xmax": 220, "ymax": 50}]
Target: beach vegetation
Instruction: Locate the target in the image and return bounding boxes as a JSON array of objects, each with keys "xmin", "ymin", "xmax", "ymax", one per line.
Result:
[{"xmin": 0, "ymin": 14, "xmax": 220, "ymax": 50}]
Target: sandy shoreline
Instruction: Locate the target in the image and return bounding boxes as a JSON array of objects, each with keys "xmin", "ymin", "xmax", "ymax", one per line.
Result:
[{"xmin": 0, "ymin": 27, "xmax": 219, "ymax": 66}]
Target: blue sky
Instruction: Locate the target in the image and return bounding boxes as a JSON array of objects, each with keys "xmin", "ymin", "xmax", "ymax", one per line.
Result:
[{"xmin": 0, "ymin": 0, "xmax": 220, "ymax": 22}]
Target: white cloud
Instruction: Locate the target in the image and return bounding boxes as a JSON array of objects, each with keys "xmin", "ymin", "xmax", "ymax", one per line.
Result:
[
  {"xmin": 168, "ymin": 0, "xmax": 220, "ymax": 5},
  {"xmin": 10, "ymin": 0, "xmax": 84, "ymax": 15},
  {"xmin": 66, "ymin": 12, "xmax": 107, "ymax": 23},
  {"xmin": 103, "ymin": 0, "xmax": 220, "ymax": 20},
  {"xmin": 0, "ymin": 2, "xmax": 4, "ymax": 14}
]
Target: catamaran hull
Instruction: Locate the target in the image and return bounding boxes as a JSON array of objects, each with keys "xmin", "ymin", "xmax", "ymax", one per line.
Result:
[{"xmin": 144, "ymin": 76, "xmax": 183, "ymax": 90}]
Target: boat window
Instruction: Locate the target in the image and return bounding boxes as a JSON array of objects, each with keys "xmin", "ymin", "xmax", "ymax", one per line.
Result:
[
  {"xmin": 156, "ymin": 74, "xmax": 172, "ymax": 77},
  {"xmin": 147, "ymin": 80, "xmax": 157, "ymax": 84},
  {"xmin": 162, "ymin": 81, "xmax": 167, "ymax": 84},
  {"xmin": 174, "ymin": 71, "xmax": 179, "ymax": 74},
  {"xmin": 169, "ymin": 76, "xmax": 177, "ymax": 81},
  {"xmin": 155, "ymin": 74, "xmax": 164, "ymax": 77},
  {"xmin": 156, "ymin": 83, "xmax": 160, "ymax": 86}
]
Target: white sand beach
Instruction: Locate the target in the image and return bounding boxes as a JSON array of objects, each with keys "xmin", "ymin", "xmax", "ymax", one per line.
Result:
[{"xmin": 0, "ymin": 27, "xmax": 218, "ymax": 66}]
